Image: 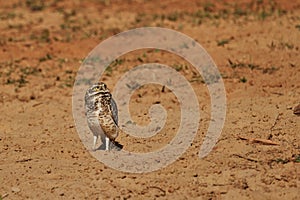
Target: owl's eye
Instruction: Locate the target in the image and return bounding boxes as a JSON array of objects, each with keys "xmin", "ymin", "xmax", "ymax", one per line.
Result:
[
  {"xmin": 99, "ymin": 83, "xmax": 107, "ymax": 90},
  {"xmin": 93, "ymin": 86, "xmax": 100, "ymax": 91}
]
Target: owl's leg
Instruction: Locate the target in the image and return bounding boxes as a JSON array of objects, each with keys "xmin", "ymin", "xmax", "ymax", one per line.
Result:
[
  {"xmin": 93, "ymin": 135, "xmax": 98, "ymax": 150},
  {"xmin": 105, "ymin": 136, "xmax": 110, "ymax": 151}
]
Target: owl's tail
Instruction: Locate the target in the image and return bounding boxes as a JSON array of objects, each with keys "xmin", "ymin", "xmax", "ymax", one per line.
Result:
[{"xmin": 110, "ymin": 127, "xmax": 126, "ymax": 150}]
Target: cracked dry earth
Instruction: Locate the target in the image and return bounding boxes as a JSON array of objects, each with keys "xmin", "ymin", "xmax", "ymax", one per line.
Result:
[{"xmin": 0, "ymin": 0, "xmax": 299, "ymax": 199}]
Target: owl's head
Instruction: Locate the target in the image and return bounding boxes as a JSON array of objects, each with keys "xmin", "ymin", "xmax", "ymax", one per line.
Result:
[{"xmin": 86, "ymin": 82, "xmax": 109, "ymax": 97}]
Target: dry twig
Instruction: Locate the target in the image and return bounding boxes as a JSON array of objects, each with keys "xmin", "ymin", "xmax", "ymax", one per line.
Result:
[
  {"xmin": 232, "ymin": 154, "xmax": 258, "ymax": 163},
  {"xmin": 270, "ymin": 113, "xmax": 282, "ymax": 131},
  {"xmin": 1, "ymin": 193, "xmax": 9, "ymax": 199},
  {"xmin": 239, "ymin": 136, "xmax": 280, "ymax": 145}
]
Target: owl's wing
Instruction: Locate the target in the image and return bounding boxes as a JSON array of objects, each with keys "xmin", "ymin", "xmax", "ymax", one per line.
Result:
[
  {"xmin": 99, "ymin": 115, "xmax": 118, "ymax": 141},
  {"xmin": 110, "ymin": 98, "xmax": 118, "ymax": 126}
]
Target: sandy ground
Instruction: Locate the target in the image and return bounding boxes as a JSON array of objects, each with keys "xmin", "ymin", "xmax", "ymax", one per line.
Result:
[{"xmin": 0, "ymin": 0, "xmax": 299, "ymax": 199}]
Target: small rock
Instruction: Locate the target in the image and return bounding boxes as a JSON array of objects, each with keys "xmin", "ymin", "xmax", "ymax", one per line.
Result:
[
  {"xmin": 293, "ymin": 104, "xmax": 300, "ymax": 115},
  {"xmin": 286, "ymin": 105, "xmax": 293, "ymax": 110},
  {"xmin": 11, "ymin": 186, "xmax": 21, "ymax": 193},
  {"xmin": 168, "ymin": 187, "xmax": 174, "ymax": 193},
  {"xmin": 274, "ymin": 174, "xmax": 281, "ymax": 180}
]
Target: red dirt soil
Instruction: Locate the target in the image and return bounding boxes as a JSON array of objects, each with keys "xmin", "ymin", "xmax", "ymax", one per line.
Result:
[{"xmin": 0, "ymin": 0, "xmax": 299, "ymax": 199}]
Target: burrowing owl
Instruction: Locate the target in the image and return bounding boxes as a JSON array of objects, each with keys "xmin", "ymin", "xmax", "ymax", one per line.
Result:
[{"xmin": 85, "ymin": 82, "xmax": 123, "ymax": 151}]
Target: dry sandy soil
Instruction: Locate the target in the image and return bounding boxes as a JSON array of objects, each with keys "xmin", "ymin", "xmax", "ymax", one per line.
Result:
[{"xmin": 0, "ymin": 0, "xmax": 299, "ymax": 199}]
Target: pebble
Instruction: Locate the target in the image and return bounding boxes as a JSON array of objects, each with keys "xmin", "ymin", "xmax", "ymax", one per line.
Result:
[
  {"xmin": 11, "ymin": 186, "xmax": 21, "ymax": 193},
  {"xmin": 274, "ymin": 174, "xmax": 281, "ymax": 180},
  {"xmin": 293, "ymin": 104, "xmax": 300, "ymax": 115}
]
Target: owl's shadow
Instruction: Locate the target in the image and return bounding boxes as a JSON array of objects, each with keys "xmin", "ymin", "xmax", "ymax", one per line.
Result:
[{"xmin": 94, "ymin": 142, "xmax": 123, "ymax": 151}]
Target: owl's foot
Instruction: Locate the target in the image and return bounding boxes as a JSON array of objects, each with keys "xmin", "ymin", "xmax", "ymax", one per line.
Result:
[
  {"xmin": 93, "ymin": 135, "xmax": 98, "ymax": 151},
  {"xmin": 105, "ymin": 136, "xmax": 110, "ymax": 151},
  {"xmin": 104, "ymin": 137, "xmax": 123, "ymax": 151}
]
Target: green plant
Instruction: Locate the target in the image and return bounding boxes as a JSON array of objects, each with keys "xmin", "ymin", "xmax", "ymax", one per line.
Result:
[
  {"xmin": 275, "ymin": 158, "xmax": 289, "ymax": 164},
  {"xmin": 63, "ymin": 75, "xmax": 74, "ymax": 87},
  {"xmin": 105, "ymin": 66, "xmax": 112, "ymax": 76},
  {"xmin": 178, "ymin": 23, "xmax": 184, "ymax": 30},
  {"xmin": 233, "ymin": 7, "xmax": 247, "ymax": 16},
  {"xmin": 203, "ymin": 2, "xmax": 215, "ymax": 12},
  {"xmin": 18, "ymin": 75, "xmax": 27, "ymax": 86},
  {"xmin": 39, "ymin": 53, "xmax": 52, "ymax": 62},
  {"xmin": 258, "ymin": 10, "xmax": 270, "ymax": 20},
  {"xmin": 0, "ymin": 12, "xmax": 17, "ymax": 20},
  {"xmin": 26, "ymin": 0, "xmax": 45, "ymax": 11},
  {"xmin": 217, "ymin": 39, "xmax": 230, "ymax": 46},
  {"xmin": 7, "ymin": 75, "xmax": 28, "ymax": 87},
  {"xmin": 228, "ymin": 59, "xmax": 259, "ymax": 70},
  {"xmin": 20, "ymin": 66, "xmax": 40, "ymax": 75},
  {"xmin": 267, "ymin": 41, "xmax": 276, "ymax": 50},
  {"xmin": 6, "ymin": 78, "xmax": 15, "ymax": 84},
  {"xmin": 190, "ymin": 75, "xmax": 204, "ymax": 83},
  {"xmin": 240, "ymin": 77, "xmax": 247, "ymax": 83},
  {"xmin": 136, "ymin": 13, "xmax": 145, "ymax": 23},
  {"xmin": 65, "ymin": 70, "xmax": 73, "ymax": 74},
  {"xmin": 262, "ymin": 66, "xmax": 278, "ymax": 74},
  {"xmin": 111, "ymin": 58, "xmax": 124, "ymax": 67},
  {"xmin": 137, "ymin": 57, "xmax": 143, "ymax": 62},
  {"xmin": 173, "ymin": 64, "xmax": 183, "ymax": 71},
  {"xmin": 38, "ymin": 29, "xmax": 50, "ymax": 43},
  {"xmin": 167, "ymin": 12, "xmax": 179, "ymax": 21},
  {"xmin": 283, "ymin": 42, "xmax": 294, "ymax": 50},
  {"xmin": 7, "ymin": 23, "xmax": 23, "ymax": 29}
]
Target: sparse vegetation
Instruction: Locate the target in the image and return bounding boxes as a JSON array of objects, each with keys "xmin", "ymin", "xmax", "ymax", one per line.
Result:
[
  {"xmin": 26, "ymin": 0, "xmax": 45, "ymax": 11},
  {"xmin": 275, "ymin": 158, "xmax": 289, "ymax": 164},
  {"xmin": 0, "ymin": 58, "xmax": 41, "ymax": 87},
  {"xmin": 105, "ymin": 66, "xmax": 113, "ymax": 76},
  {"xmin": 203, "ymin": 2, "xmax": 215, "ymax": 12},
  {"xmin": 132, "ymin": 0, "xmax": 289, "ymax": 28},
  {"xmin": 227, "ymin": 59, "xmax": 279, "ymax": 75},
  {"xmin": 111, "ymin": 59, "xmax": 124, "ymax": 67},
  {"xmin": 0, "ymin": 12, "xmax": 17, "ymax": 20},
  {"xmin": 167, "ymin": 12, "xmax": 180, "ymax": 21},
  {"xmin": 173, "ymin": 64, "xmax": 183, "ymax": 71},
  {"xmin": 217, "ymin": 38, "xmax": 231, "ymax": 46},
  {"xmin": 262, "ymin": 66, "xmax": 278, "ymax": 74},
  {"xmin": 30, "ymin": 29, "xmax": 51, "ymax": 43},
  {"xmin": 240, "ymin": 77, "xmax": 247, "ymax": 83},
  {"xmin": 233, "ymin": 7, "xmax": 248, "ymax": 16},
  {"xmin": 137, "ymin": 57, "xmax": 144, "ymax": 63},
  {"xmin": 39, "ymin": 54, "xmax": 52, "ymax": 62},
  {"xmin": 267, "ymin": 41, "xmax": 296, "ymax": 50},
  {"xmin": 228, "ymin": 59, "xmax": 260, "ymax": 70},
  {"xmin": 189, "ymin": 75, "xmax": 204, "ymax": 83}
]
